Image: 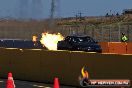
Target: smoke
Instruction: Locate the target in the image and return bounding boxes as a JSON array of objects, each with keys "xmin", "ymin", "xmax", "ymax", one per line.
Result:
[
  {"xmin": 50, "ymin": 0, "xmax": 60, "ymax": 19},
  {"xmin": 49, "ymin": 0, "xmax": 55, "ymax": 29},
  {"xmin": 49, "ymin": 0, "xmax": 60, "ymax": 30},
  {"xmin": 30, "ymin": 0, "xmax": 43, "ymax": 19},
  {"xmin": 0, "ymin": 0, "xmax": 60, "ymax": 20},
  {"xmin": 18, "ymin": 0, "xmax": 29, "ymax": 19},
  {"xmin": 17, "ymin": 0, "xmax": 44, "ymax": 20}
]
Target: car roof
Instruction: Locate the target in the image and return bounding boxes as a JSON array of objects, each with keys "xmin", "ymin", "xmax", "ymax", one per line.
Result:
[{"xmin": 66, "ymin": 35, "xmax": 91, "ymax": 38}]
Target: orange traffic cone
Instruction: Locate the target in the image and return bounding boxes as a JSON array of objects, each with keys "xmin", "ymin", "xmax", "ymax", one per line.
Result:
[
  {"xmin": 6, "ymin": 72, "xmax": 15, "ymax": 88},
  {"xmin": 54, "ymin": 77, "xmax": 60, "ymax": 88}
]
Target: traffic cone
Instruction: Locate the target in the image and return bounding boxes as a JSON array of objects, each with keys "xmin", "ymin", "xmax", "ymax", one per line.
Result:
[
  {"xmin": 6, "ymin": 72, "xmax": 15, "ymax": 88},
  {"xmin": 54, "ymin": 77, "xmax": 60, "ymax": 88}
]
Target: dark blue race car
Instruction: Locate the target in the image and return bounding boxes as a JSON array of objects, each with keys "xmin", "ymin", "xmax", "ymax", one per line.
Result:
[{"xmin": 57, "ymin": 36, "xmax": 102, "ymax": 53}]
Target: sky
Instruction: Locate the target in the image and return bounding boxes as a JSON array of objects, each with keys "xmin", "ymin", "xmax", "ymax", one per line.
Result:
[{"xmin": 0, "ymin": 0, "xmax": 132, "ymax": 19}]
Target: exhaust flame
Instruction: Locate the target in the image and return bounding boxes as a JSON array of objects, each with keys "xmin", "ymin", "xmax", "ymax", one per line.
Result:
[
  {"xmin": 32, "ymin": 35, "xmax": 38, "ymax": 46},
  {"xmin": 32, "ymin": 35, "xmax": 37, "ymax": 42},
  {"xmin": 40, "ymin": 32, "xmax": 64, "ymax": 50}
]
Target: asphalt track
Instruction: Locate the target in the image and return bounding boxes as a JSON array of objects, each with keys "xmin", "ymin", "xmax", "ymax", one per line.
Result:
[{"xmin": 0, "ymin": 79, "xmax": 76, "ymax": 88}]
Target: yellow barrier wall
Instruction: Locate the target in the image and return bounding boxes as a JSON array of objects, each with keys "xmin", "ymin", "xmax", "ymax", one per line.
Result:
[
  {"xmin": 0, "ymin": 49, "xmax": 132, "ymax": 87},
  {"xmin": 70, "ymin": 52, "xmax": 132, "ymax": 86}
]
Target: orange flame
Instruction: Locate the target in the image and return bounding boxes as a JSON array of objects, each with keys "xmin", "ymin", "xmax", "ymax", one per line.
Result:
[
  {"xmin": 40, "ymin": 32, "xmax": 64, "ymax": 50},
  {"xmin": 81, "ymin": 67, "xmax": 89, "ymax": 78},
  {"xmin": 32, "ymin": 35, "xmax": 37, "ymax": 42},
  {"xmin": 32, "ymin": 35, "xmax": 38, "ymax": 46}
]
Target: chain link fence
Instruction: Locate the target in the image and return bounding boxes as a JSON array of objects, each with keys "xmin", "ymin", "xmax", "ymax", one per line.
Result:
[
  {"xmin": 58, "ymin": 23, "xmax": 132, "ymax": 42},
  {"xmin": 0, "ymin": 20, "xmax": 132, "ymax": 42}
]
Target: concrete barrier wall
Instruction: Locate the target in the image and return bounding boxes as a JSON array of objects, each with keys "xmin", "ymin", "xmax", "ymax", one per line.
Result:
[
  {"xmin": 109, "ymin": 42, "xmax": 127, "ymax": 54},
  {"xmin": 127, "ymin": 43, "xmax": 132, "ymax": 54},
  {"xmin": 99, "ymin": 42, "xmax": 109, "ymax": 53},
  {"xmin": 0, "ymin": 49, "xmax": 132, "ymax": 87},
  {"xmin": 0, "ymin": 49, "xmax": 71, "ymax": 85},
  {"xmin": 70, "ymin": 52, "xmax": 132, "ymax": 86}
]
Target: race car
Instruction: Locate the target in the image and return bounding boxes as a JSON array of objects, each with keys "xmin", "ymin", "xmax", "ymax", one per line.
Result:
[{"xmin": 57, "ymin": 36, "xmax": 102, "ymax": 53}]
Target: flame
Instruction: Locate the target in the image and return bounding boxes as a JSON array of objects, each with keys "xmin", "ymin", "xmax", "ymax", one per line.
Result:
[
  {"xmin": 32, "ymin": 35, "xmax": 37, "ymax": 42},
  {"xmin": 32, "ymin": 35, "xmax": 38, "ymax": 46},
  {"xmin": 40, "ymin": 32, "xmax": 64, "ymax": 50},
  {"xmin": 81, "ymin": 67, "xmax": 89, "ymax": 78}
]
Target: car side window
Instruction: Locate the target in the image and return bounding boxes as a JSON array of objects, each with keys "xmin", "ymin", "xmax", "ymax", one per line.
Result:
[
  {"xmin": 72, "ymin": 38, "xmax": 76, "ymax": 42},
  {"xmin": 86, "ymin": 37, "xmax": 94, "ymax": 42},
  {"xmin": 65, "ymin": 37, "xmax": 72, "ymax": 42},
  {"xmin": 65, "ymin": 37, "xmax": 69, "ymax": 41}
]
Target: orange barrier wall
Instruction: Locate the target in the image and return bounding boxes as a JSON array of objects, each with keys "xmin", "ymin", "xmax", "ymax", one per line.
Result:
[
  {"xmin": 99, "ymin": 42, "xmax": 132, "ymax": 54},
  {"xmin": 108, "ymin": 42, "xmax": 127, "ymax": 54},
  {"xmin": 127, "ymin": 43, "xmax": 132, "ymax": 54},
  {"xmin": 99, "ymin": 42, "xmax": 109, "ymax": 53}
]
